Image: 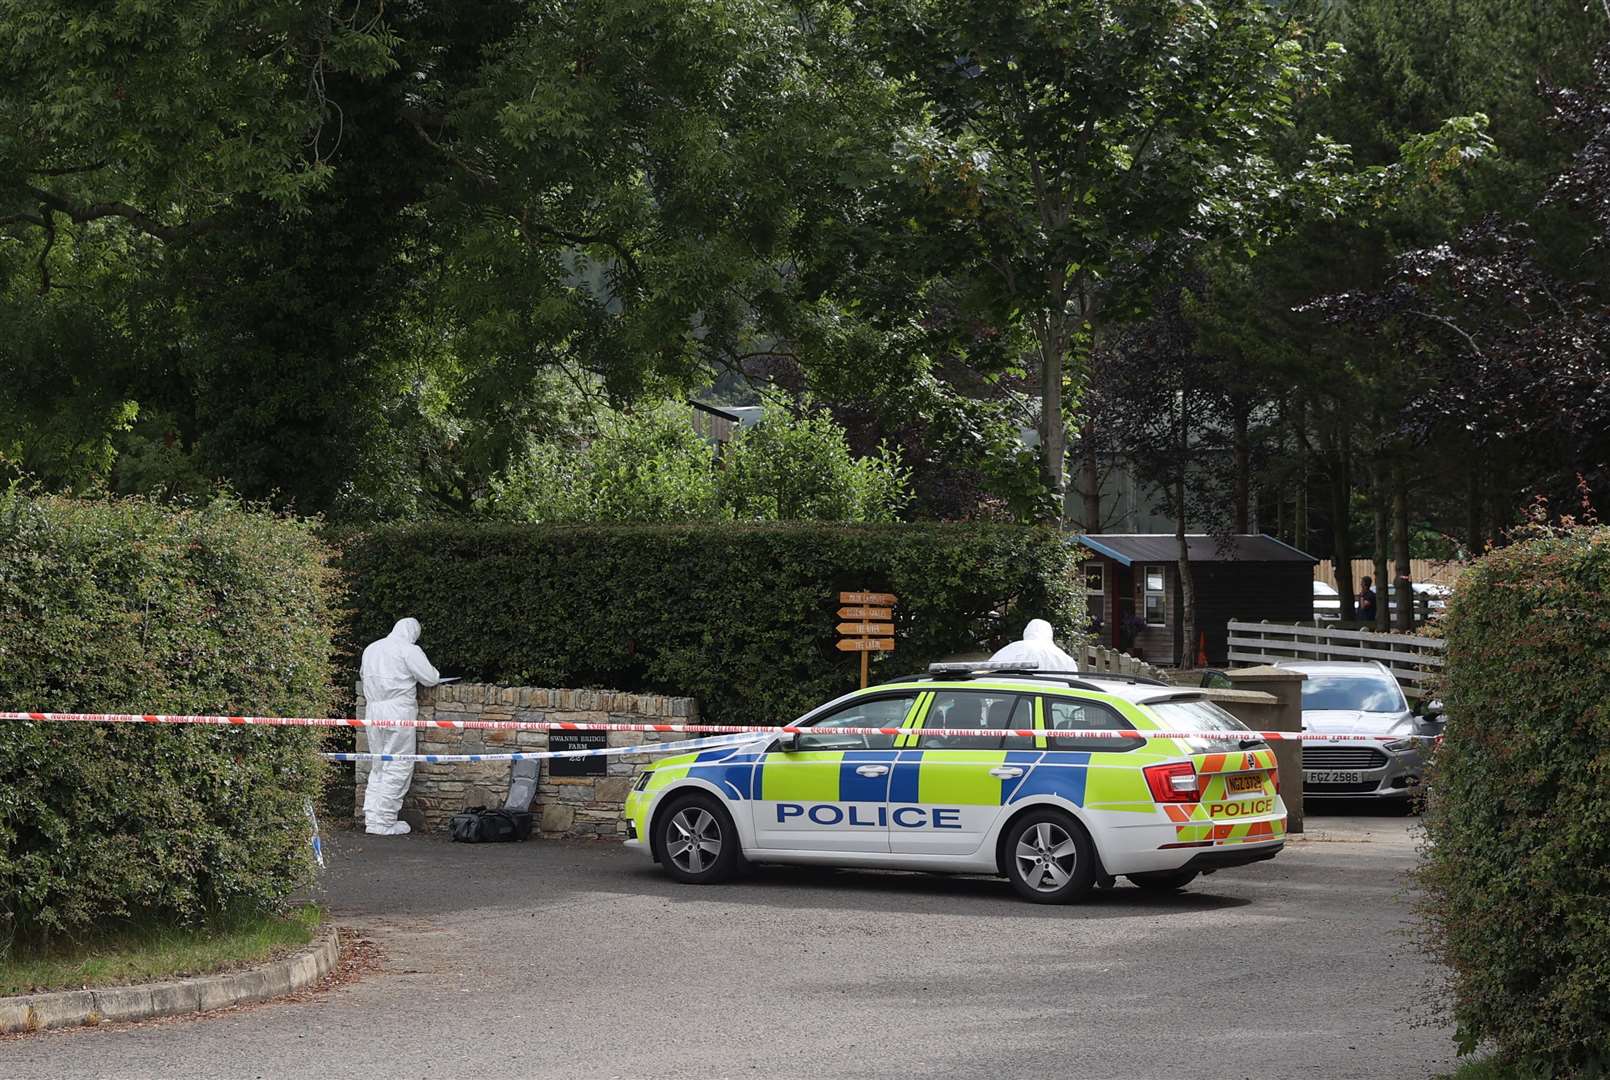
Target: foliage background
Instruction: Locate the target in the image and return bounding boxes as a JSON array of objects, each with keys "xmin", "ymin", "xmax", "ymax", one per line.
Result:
[
  {"xmin": 482, "ymin": 403, "xmax": 911, "ymax": 524},
  {"xmin": 337, "ymin": 522, "xmax": 1082, "ymax": 726},
  {"xmin": 0, "ymin": 495, "xmax": 335, "ymax": 948},
  {"xmin": 1420, "ymin": 524, "xmax": 1610, "ymax": 1076}
]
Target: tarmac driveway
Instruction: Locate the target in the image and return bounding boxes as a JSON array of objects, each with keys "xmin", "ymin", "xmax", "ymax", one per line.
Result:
[{"xmin": 4, "ymin": 810, "xmax": 1453, "ymax": 1080}]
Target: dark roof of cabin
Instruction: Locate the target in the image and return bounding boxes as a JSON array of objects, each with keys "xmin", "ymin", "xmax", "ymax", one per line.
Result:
[{"xmin": 1074, "ymin": 533, "xmax": 1316, "ymax": 567}]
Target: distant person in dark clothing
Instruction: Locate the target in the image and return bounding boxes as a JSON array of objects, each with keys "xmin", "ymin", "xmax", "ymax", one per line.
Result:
[{"xmin": 1358, "ymin": 576, "xmax": 1378, "ymax": 622}]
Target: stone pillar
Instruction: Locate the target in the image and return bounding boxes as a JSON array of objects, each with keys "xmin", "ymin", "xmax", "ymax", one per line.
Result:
[{"xmin": 1224, "ymin": 665, "xmax": 1306, "ymax": 834}]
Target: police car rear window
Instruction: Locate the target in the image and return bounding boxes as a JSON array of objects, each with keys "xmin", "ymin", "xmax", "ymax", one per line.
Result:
[
  {"xmin": 1044, "ymin": 699, "xmax": 1138, "ymax": 753},
  {"xmin": 1147, "ymin": 699, "xmax": 1263, "ymax": 751}
]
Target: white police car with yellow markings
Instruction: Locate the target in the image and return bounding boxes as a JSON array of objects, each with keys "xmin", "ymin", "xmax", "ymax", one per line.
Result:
[{"xmin": 623, "ymin": 666, "xmax": 1287, "ymax": 903}]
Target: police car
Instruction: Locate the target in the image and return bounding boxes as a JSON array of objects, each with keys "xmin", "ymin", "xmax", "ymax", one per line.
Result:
[{"xmin": 623, "ymin": 665, "xmax": 1287, "ymax": 903}]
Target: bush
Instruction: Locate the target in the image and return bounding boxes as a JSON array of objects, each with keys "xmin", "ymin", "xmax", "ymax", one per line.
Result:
[
  {"xmin": 485, "ymin": 403, "xmax": 722, "ymax": 523},
  {"xmin": 716, "ymin": 411, "xmax": 910, "ymax": 523},
  {"xmin": 337, "ymin": 522, "xmax": 1081, "ymax": 727},
  {"xmin": 1421, "ymin": 525, "xmax": 1610, "ymax": 1076},
  {"xmin": 0, "ymin": 495, "xmax": 335, "ymax": 948},
  {"xmin": 481, "ymin": 402, "xmax": 911, "ymax": 524}
]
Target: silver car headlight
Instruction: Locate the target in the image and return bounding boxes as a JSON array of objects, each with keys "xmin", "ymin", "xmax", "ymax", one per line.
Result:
[{"xmin": 1383, "ymin": 738, "xmax": 1419, "ymax": 754}]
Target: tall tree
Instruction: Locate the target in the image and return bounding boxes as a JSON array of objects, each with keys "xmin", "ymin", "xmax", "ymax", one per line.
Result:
[{"xmin": 860, "ymin": 0, "xmax": 1345, "ymax": 516}]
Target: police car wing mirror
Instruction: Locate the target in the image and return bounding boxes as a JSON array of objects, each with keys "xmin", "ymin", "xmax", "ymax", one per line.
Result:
[{"xmin": 774, "ymin": 731, "xmax": 800, "ymax": 752}]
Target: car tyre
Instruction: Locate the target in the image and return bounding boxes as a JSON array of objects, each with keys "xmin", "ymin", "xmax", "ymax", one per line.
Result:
[
  {"xmin": 656, "ymin": 793, "xmax": 741, "ymax": 885},
  {"xmin": 1126, "ymin": 869, "xmax": 1199, "ymax": 891},
  {"xmin": 1003, "ymin": 810, "xmax": 1096, "ymax": 904}
]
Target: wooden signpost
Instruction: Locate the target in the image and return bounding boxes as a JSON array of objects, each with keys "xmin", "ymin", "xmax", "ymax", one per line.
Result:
[{"xmin": 837, "ymin": 590, "xmax": 896, "ymax": 688}]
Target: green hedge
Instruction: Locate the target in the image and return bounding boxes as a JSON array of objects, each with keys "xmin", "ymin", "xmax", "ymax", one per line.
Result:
[
  {"xmin": 1422, "ymin": 526, "xmax": 1610, "ymax": 1076},
  {"xmin": 0, "ymin": 496, "xmax": 335, "ymax": 947},
  {"xmin": 337, "ymin": 523, "xmax": 1082, "ymax": 727}
]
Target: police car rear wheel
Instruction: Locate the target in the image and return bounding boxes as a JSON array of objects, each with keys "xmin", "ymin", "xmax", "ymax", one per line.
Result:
[
  {"xmin": 1126, "ymin": 869, "xmax": 1199, "ymax": 891},
  {"xmin": 657, "ymin": 795, "xmax": 739, "ymax": 884},
  {"xmin": 1003, "ymin": 811, "xmax": 1095, "ymax": 904}
]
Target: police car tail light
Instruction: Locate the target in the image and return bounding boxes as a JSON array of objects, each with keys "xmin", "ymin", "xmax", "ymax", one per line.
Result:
[{"xmin": 1143, "ymin": 762, "xmax": 1200, "ymax": 803}]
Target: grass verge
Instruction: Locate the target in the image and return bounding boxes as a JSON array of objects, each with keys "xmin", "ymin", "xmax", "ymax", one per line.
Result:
[{"xmin": 0, "ymin": 906, "xmax": 321, "ymax": 996}]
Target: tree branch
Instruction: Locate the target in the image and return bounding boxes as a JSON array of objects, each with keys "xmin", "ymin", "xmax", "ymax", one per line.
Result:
[
  {"xmin": 30, "ymin": 161, "xmax": 111, "ymax": 177},
  {"xmin": 520, "ymin": 216, "xmax": 646, "ymax": 289},
  {"xmin": 24, "ymin": 185, "xmax": 208, "ymax": 242},
  {"xmin": 1406, "ymin": 308, "xmax": 1490, "ymax": 363}
]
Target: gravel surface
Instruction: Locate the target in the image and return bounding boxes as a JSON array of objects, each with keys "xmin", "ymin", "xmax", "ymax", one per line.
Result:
[{"xmin": 4, "ymin": 808, "xmax": 1451, "ymax": 1080}]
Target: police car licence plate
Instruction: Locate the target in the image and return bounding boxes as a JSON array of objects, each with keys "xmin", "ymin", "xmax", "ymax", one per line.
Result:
[
  {"xmin": 1224, "ymin": 773, "xmax": 1264, "ymax": 795},
  {"xmin": 1304, "ymin": 770, "xmax": 1362, "ymax": 784}
]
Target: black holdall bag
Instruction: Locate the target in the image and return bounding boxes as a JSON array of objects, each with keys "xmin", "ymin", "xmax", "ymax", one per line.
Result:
[
  {"xmin": 449, "ymin": 758, "xmax": 541, "ymax": 843},
  {"xmin": 450, "ymin": 807, "xmax": 534, "ymax": 843}
]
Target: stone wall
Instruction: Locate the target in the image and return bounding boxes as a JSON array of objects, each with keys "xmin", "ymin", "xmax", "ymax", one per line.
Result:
[{"xmin": 353, "ymin": 683, "xmax": 698, "ymax": 839}]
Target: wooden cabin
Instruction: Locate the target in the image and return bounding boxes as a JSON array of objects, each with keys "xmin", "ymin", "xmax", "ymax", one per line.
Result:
[{"xmin": 1075, "ymin": 534, "xmax": 1316, "ymax": 667}]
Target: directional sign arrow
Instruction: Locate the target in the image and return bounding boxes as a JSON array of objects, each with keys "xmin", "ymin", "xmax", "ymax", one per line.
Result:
[
  {"xmin": 837, "ymin": 606, "xmax": 892, "ymax": 620},
  {"xmin": 839, "ymin": 591, "xmax": 897, "ymax": 607},
  {"xmin": 835, "ymin": 638, "xmax": 895, "ymax": 652},
  {"xmin": 837, "ymin": 622, "xmax": 894, "ymax": 637}
]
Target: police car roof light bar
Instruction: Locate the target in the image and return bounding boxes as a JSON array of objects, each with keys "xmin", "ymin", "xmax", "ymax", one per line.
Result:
[{"xmin": 911, "ymin": 663, "xmax": 1171, "ymax": 690}]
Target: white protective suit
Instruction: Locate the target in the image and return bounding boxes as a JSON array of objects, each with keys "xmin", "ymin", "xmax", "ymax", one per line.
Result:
[
  {"xmin": 360, "ymin": 617, "xmax": 442, "ymax": 835},
  {"xmin": 988, "ymin": 619, "xmax": 1081, "ymax": 671}
]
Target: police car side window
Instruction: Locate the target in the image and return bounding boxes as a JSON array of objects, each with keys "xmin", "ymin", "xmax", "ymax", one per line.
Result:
[
  {"xmin": 1044, "ymin": 698, "xmax": 1136, "ymax": 753},
  {"xmin": 795, "ymin": 695, "xmax": 914, "ymax": 751},
  {"xmin": 917, "ymin": 692, "xmax": 1029, "ymax": 751}
]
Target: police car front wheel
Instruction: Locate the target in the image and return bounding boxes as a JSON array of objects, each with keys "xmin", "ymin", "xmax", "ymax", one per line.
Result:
[
  {"xmin": 656, "ymin": 794, "xmax": 740, "ymax": 884},
  {"xmin": 1002, "ymin": 810, "xmax": 1096, "ymax": 904}
]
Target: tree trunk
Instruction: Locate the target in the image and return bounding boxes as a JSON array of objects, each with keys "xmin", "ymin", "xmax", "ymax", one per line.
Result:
[
  {"xmin": 1176, "ymin": 475, "xmax": 1196, "ymax": 667},
  {"xmin": 1294, "ymin": 398, "xmax": 1309, "ymax": 552},
  {"xmin": 1081, "ymin": 428, "xmax": 1101, "ymax": 533},
  {"xmin": 1487, "ymin": 456, "xmax": 1510, "ymax": 548},
  {"xmin": 1232, "ymin": 402, "xmax": 1251, "ymax": 533},
  {"xmin": 1038, "ymin": 331, "xmax": 1066, "ymax": 523},
  {"xmin": 1393, "ymin": 460, "xmax": 1413, "ymax": 631},
  {"xmin": 1330, "ymin": 442, "xmax": 1355, "ymax": 622},
  {"xmin": 1174, "ymin": 379, "xmax": 1195, "ymax": 666},
  {"xmin": 1372, "ymin": 462, "xmax": 1390, "ymax": 632},
  {"xmin": 1465, "ymin": 455, "xmax": 1484, "ymax": 559}
]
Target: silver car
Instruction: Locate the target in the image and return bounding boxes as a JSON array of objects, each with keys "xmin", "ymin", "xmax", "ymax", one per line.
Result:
[{"xmin": 1277, "ymin": 661, "xmax": 1441, "ymax": 802}]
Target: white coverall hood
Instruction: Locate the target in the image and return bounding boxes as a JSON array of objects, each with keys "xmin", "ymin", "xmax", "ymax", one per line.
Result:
[
  {"xmin": 989, "ymin": 620, "xmax": 1081, "ymax": 671},
  {"xmin": 360, "ymin": 618, "xmax": 442, "ymax": 834}
]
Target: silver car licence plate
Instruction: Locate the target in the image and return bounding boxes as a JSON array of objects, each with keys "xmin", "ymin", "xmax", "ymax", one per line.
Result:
[{"xmin": 1304, "ymin": 770, "xmax": 1362, "ymax": 784}]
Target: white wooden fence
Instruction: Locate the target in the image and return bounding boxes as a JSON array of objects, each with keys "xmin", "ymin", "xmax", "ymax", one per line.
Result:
[
  {"xmin": 1227, "ymin": 620, "xmax": 1445, "ymax": 698},
  {"xmin": 1082, "ymin": 645, "xmax": 1171, "ymax": 682}
]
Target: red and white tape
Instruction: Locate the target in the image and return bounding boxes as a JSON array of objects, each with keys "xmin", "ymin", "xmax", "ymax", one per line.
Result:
[{"xmin": 0, "ymin": 711, "xmax": 1409, "ymax": 743}]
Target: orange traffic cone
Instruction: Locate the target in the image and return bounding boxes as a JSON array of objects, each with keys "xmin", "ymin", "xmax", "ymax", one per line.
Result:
[{"xmin": 1196, "ymin": 630, "xmax": 1209, "ymax": 668}]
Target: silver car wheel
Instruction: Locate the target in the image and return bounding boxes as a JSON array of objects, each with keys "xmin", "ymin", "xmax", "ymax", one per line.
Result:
[
  {"xmin": 665, "ymin": 807, "xmax": 722, "ymax": 874},
  {"xmin": 1014, "ymin": 820, "xmax": 1078, "ymax": 892}
]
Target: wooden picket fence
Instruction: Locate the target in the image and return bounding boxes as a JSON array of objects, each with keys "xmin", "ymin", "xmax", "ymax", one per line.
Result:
[
  {"xmin": 1226, "ymin": 619, "xmax": 1445, "ymax": 698},
  {"xmin": 1082, "ymin": 644, "xmax": 1171, "ymax": 682}
]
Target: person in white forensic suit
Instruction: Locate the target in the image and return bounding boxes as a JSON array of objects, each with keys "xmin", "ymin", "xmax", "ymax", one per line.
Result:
[
  {"xmin": 360, "ymin": 617, "xmax": 443, "ymax": 835},
  {"xmin": 989, "ymin": 618, "xmax": 1081, "ymax": 671}
]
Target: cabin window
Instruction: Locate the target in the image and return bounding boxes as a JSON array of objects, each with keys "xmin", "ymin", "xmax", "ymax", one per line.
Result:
[
  {"xmin": 1142, "ymin": 565, "xmax": 1167, "ymax": 625},
  {"xmin": 1084, "ymin": 564, "xmax": 1105, "ymax": 596}
]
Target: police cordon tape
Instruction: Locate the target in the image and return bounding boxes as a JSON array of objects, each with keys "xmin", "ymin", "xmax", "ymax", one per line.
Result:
[
  {"xmin": 0, "ymin": 710, "xmax": 1408, "ymax": 744},
  {"xmin": 324, "ymin": 731, "xmax": 759, "ymax": 764}
]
